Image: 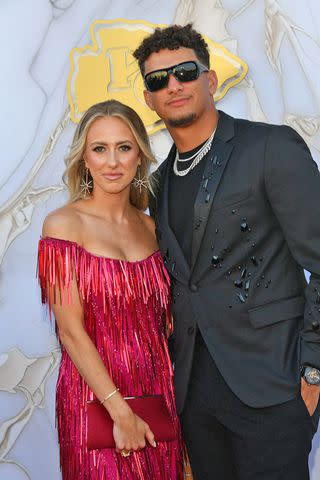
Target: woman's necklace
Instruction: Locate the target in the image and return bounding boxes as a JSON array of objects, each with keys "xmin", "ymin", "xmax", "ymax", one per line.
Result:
[{"xmin": 173, "ymin": 130, "xmax": 215, "ymax": 177}]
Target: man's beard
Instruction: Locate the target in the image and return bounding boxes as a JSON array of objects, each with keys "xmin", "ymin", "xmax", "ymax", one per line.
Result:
[{"xmin": 167, "ymin": 112, "xmax": 196, "ymax": 128}]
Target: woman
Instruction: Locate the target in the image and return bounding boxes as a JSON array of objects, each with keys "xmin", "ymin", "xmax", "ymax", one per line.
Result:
[{"xmin": 38, "ymin": 100, "xmax": 184, "ymax": 479}]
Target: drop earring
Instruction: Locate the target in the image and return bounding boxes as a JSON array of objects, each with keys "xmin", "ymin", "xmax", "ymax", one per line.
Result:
[
  {"xmin": 80, "ymin": 167, "xmax": 93, "ymax": 197},
  {"xmin": 133, "ymin": 166, "xmax": 148, "ymax": 194}
]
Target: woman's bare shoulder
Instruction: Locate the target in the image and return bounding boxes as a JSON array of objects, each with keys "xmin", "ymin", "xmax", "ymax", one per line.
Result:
[{"xmin": 42, "ymin": 204, "xmax": 83, "ymax": 243}]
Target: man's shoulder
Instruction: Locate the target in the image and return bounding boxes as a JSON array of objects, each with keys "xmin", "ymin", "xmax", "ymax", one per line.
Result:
[
  {"xmin": 234, "ymin": 115, "xmax": 278, "ymax": 135},
  {"xmin": 238, "ymin": 118, "xmax": 304, "ymax": 150},
  {"xmin": 151, "ymin": 143, "xmax": 175, "ymax": 182},
  {"xmin": 150, "ymin": 162, "xmax": 164, "ymax": 189},
  {"xmin": 226, "ymin": 111, "xmax": 297, "ymax": 140}
]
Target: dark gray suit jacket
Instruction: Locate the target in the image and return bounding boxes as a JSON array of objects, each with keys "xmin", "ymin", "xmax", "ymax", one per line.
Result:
[{"xmin": 150, "ymin": 110, "xmax": 320, "ymax": 414}]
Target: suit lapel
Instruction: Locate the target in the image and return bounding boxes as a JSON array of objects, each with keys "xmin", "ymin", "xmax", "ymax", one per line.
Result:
[
  {"xmin": 155, "ymin": 145, "xmax": 191, "ymax": 284},
  {"xmin": 190, "ymin": 111, "xmax": 235, "ymax": 272}
]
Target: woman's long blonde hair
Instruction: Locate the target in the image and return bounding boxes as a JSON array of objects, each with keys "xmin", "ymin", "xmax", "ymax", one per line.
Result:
[{"xmin": 63, "ymin": 100, "xmax": 157, "ymax": 210}]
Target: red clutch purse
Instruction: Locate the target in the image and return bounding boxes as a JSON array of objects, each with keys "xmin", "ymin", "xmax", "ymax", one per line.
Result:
[{"xmin": 86, "ymin": 394, "xmax": 176, "ymax": 450}]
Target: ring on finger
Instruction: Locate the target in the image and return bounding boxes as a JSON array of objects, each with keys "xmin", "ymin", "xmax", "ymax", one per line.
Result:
[{"xmin": 120, "ymin": 449, "xmax": 131, "ymax": 458}]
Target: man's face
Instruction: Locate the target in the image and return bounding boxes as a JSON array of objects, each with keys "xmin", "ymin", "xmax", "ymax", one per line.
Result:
[{"xmin": 143, "ymin": 47, "xmax": 217, "ymax": 128}]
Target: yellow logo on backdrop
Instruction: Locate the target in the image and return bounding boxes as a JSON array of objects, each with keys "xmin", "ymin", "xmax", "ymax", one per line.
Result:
[{"xmin": 67, "ymin": 19, "xmax": 248, "ymax": 134}]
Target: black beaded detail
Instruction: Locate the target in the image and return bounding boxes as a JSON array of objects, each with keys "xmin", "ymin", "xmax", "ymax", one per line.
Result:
[
  {"xmin": 194, "ymin": 218, "xmax": 202, "ymax": 230},
  {"xmin": 211, "ymin": 255, "xmax": 221, "ymax": 265},
  {"xmin": 241, "ymin": 268, "xmax": 247, "ymax": 279},
  {"xmin": 237, "ymin": 293, "xmax": 246, "ymax": 303},
  {"xmin": 251, "ymin": 256, "xmax": 258, "ymax": 266}
]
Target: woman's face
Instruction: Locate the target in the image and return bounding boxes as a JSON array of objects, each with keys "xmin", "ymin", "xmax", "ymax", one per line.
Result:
[{"xmin": 83, "ymin": 116, "xmax": 141, "ymax": 196}]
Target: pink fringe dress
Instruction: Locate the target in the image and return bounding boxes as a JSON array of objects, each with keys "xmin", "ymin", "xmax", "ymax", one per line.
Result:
[{"xmin": 38, "ymin": 237, "xmax": 184, "ymax": 480}]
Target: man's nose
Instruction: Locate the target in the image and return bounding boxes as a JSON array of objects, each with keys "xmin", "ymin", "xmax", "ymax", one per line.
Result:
[{"xmin": 167, "ymin": 73, "xmax": 183, "ymax": 93}]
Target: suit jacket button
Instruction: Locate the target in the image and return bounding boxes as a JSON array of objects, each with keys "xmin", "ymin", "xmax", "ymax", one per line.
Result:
[
  {"xmin": 188, "ymin": 326, "xmax": 195, "ymax": 335},
  {"xmin": 312, "ymin": 321, "xmax": 320, "ymax": 331},
  {"xmin": 189, "ymin": 283, "xmax": 198, "ymax": 292}
]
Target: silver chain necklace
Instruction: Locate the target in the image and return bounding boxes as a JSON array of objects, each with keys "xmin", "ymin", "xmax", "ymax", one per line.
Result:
[{"xmin": 173, "ymin": 130, "xmax": 215, "ymax": 177}]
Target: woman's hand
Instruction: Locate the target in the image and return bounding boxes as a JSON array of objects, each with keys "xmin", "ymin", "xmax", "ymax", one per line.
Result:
[{"xmin": 112, "ymin": 404, "xmax": 156, "ymax": 453}]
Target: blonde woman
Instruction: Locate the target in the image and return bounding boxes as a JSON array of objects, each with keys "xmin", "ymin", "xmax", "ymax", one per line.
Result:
[{"xmin": 38, "ymin": 100, "xmax": 184, "ymax": 479}]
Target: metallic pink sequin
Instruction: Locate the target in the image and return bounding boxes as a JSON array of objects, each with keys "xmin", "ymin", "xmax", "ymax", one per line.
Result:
[{"xmin": 38, "ymin": 237, "xmax": 184, "ymax": 479}]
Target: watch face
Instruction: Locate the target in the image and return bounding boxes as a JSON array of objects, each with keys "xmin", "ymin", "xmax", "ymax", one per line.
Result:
[{"xmin": 305, "ymin": 367, "xmax": 320, "ymax": 385}]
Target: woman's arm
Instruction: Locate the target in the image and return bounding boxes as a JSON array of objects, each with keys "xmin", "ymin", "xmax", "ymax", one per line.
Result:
[{"xmin": 42, "ymin": 212, "xmax": 156, "ymax": 452}]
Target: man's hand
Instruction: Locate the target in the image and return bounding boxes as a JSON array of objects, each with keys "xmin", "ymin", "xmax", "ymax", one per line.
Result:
[{"xmin": 300, "ymin": 378, "xmax": 320, "ymax": 415}]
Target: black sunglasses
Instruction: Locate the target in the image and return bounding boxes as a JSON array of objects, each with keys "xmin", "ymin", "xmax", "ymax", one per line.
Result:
[{"xmin": 144, "ymin": 60, "xmax": 209, "ymax": 92}]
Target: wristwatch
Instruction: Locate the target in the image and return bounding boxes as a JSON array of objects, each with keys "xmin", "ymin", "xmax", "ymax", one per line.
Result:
[{"xmin": 301, "ymin": 366, "xmax": 320, "ymax": 385}]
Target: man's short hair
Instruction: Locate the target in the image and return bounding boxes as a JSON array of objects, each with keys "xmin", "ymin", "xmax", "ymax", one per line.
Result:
[{"xmin": 133, "ymin": 24, "xmax": 210, "ymax": 75}]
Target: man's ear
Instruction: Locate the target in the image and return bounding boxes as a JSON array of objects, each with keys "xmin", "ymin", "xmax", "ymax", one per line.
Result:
[
  {"xmin": 207, "ymin": 69, "xmax": 218, "ymax": 96},
  {"xmin": 143, "ymin": 89, "xmax": 155, "ymax": 111}
]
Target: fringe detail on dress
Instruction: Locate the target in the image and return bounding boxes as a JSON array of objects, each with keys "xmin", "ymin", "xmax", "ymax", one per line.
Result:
[
  {"xmin": 38, "ymin": 237, "xmax": 171, "ymax": 315},
  {"xmin": 37, "ymin": 237, "xmax": 184, "ymax": 479}
]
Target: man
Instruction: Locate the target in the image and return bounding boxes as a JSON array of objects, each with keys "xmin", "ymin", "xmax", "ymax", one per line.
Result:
[{"xmin": 133, "ymin": 24, "xmax": 320, "ymax": 479}]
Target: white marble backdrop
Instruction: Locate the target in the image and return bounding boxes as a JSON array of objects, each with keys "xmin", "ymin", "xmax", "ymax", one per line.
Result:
[{"xmin": 0, "ymin": 1, "xmax": 319, "ymax": 479}]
